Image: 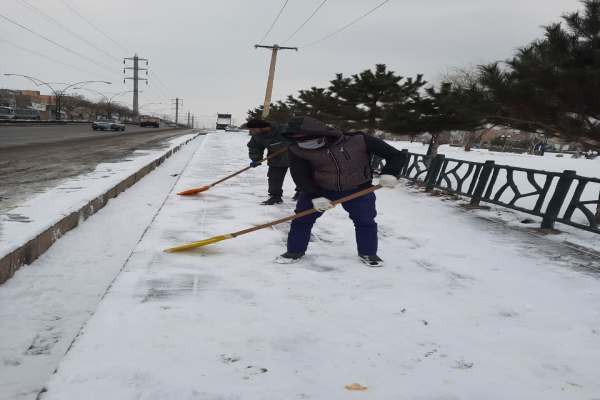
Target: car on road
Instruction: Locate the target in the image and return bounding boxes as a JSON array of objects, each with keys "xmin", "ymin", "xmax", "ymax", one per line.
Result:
[
  {"xmin": 15, "ymin": 108, "xmax": 41, "ymax": 120},
  {"xmin": 140, "ymin": 116, "xmax": 160, "ymax": 128},
  {"xmin": 92, "ymin": 119, "xmax": 126, "ymax": 131},
  {"xmin": 0, "ymin": 106, "xmax": 16, "ymax": 120}
]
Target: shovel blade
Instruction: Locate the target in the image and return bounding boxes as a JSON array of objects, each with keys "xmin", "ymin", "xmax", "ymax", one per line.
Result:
[
  {"xmin": 177, "ymin": 186, "xmax": 210, "ymax": 196},
  {"xmin": 163, "ymin": 235, "xmax": 231, "ymax": 253}
]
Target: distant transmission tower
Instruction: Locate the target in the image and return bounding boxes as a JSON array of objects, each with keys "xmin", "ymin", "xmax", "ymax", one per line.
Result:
[{"xmin": 124, "ymin": 54, "xmax": 148, "ymax": 120}]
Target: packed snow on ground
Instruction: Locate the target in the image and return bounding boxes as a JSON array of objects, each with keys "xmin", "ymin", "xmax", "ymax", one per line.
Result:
[
  {"xmin": 0, "ymin": 135, "xmax": 206, "ymax": 400},
  {"xmin": 35, "ymin": 132, "xmax": 600, "ymax": 400},
  {"xmin": 390, "ymin": 141, "xmax": 600, "ymax": 250},
  {"xmin": 0, "ymin": 133, "xmax": 199, "ymax": 259}
]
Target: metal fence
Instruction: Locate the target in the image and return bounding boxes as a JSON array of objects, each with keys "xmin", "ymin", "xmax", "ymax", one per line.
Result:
[{"xmin": 400, "ymin": 150, "xmax": 600, "ymax": 234}]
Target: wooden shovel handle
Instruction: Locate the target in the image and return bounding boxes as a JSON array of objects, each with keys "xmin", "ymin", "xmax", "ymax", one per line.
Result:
[
  {"xmin": 209, "ymin": 148, "xmax": 288, "ymax": 188},
  {"xmin": 231, "ymin": 185, "xmax": 382, "ymax": 238}
]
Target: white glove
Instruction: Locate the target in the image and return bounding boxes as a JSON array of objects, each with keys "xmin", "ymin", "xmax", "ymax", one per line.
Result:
[
  {"xmin": 312, "ymin": 197, "xmax": 334, "ymax": 212},
  {"xmin": 379, "ymin": 174, "xmax": 399, "ymax": 188}
]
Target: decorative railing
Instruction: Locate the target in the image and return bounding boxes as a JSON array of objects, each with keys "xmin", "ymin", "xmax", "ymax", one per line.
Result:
[{"xmin": 400, "ymin": 150, "xmax": 600, "ymax": 234}]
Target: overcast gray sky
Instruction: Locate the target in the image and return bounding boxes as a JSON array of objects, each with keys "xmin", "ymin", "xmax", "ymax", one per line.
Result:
[{"xmin": 1, "ymin": 0, "xmax": 582, "ymax": 127}]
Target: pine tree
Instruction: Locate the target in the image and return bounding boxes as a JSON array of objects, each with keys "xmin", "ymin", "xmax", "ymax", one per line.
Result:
[
  {"xmin": 479, "ymin": 0, "xmax": 600, "ymax": 144},
  {"xmin": 329, "ymin": 64, "xmax": 425, "ymax": 133},
  {"xmin": 246, "ymin": 101, "xmax": 295, "ymax": 124}
]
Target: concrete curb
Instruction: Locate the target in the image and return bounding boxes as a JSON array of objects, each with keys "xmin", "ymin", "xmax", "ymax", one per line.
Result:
[{"xmin": 0, "ymin": 133, "xmax": 201, "ymax": 284}]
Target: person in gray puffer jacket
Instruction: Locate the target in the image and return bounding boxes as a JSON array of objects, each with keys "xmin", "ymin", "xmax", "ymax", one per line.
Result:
[
  {"xmin": 277, "ymin": 116, "xmax": 407, "ymax": 267},
  {"xmin": 246, "ymin": 119, "xmax": 297, "ymax": 205}
]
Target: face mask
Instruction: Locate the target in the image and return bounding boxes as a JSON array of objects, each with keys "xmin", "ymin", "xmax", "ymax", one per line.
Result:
[{"xmin": 298, "ymin": 137, "xmax": 325, "ymax": 149}]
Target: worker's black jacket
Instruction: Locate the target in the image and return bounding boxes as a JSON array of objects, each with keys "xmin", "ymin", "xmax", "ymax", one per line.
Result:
[
  {"xmin": 247, "ymin": 124, "xmax": 290, "ymax": 168},
  {"xmin": 284, "ymin": 117, "xmax": 406, "ymax": 196}
]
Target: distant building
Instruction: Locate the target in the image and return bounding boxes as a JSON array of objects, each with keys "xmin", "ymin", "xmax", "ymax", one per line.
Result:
[
  {"xmin": 0, "ymin": 89, "xmax": 56, "ymax": 120},
  {"xmin": 20, "ymin": 90, "xmax": 55, "ymax": 109}
]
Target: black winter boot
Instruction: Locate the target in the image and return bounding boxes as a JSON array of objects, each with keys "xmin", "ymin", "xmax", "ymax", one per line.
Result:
[
  {"xmin": 261, "ymin": 196, "xmax": 283, "ymax": 205},
  {"xmin": 359, "ymin": 255, "xmax": 384, "ymax": 267},
  {"xmin": 275, "ymin": 252, "xmax": 304, "ymax": 264}
]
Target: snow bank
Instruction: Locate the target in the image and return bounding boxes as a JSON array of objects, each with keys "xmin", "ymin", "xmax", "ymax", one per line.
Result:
[{"xmin": 0, "ymin": 133, "xmax": 198, "ymax": 259}]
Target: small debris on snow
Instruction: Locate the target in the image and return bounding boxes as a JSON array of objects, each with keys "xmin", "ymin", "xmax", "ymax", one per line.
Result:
[
  {"xmin": 2, "ymin": 357, "xmax": 22, "ymax": 367},
  {"xmin": 220, "ymin": 354, "xmax": 240, "ymax": 364},
  {"xmin": 245, "ymin": 365, "xmax": 268, "ymax": 374},
  {"xmin": 422, "ymin": 320, "xmax": 429, "ymax": 326},
  {"xmin": 453, "ymin": 360, "xmax": 474, "ymax": 369},
  {"xmin": 424, "ymin": 348, "xmax": 438, "ymax": 358},
  {"xmin": 345, "ymin": 383, "xmax": 368, "ymax": 391}
]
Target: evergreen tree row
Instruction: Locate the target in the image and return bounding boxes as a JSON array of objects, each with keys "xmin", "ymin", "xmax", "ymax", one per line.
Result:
[{"xmin": 248, "ymin": 0, "xmax": 600, "ymax": 146}]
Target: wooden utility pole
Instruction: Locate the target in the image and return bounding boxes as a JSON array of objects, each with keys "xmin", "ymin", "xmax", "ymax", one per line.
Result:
[{"xmin": 254, "ymin": 44, "xmax": 297, "ymax": 118}]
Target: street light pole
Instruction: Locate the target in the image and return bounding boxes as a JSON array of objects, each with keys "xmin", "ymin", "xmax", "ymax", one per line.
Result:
[
  {"xmin": 4, "ymin": 74, "xmax": 110, "ymax": 121},
  {"xmin": 69, "ymin": 88, "xmax": 133, "ymax": 120}
]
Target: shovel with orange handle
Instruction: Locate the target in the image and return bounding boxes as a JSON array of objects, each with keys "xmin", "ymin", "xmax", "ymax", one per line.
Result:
[
  {"xmin": 165, "ymin": 185, "xmax": 382, "ymax": 252},
  {"xmin": 177, "ymin": 148, "xmax": 288, "ymax": 196}
]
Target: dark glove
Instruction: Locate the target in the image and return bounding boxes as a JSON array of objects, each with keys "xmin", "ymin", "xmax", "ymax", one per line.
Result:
[{"xmin": 250, "ymin": 160, "xmax": 262, "ymax": 168}]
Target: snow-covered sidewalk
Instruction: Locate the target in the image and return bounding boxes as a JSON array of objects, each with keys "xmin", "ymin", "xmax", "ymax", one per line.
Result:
[
  {"xmin": 38, "ymin": 132, "xmax": 600, "ymax": 400},
  {"xmin": 0, "ymin": 135, "xmax": 206, "ymax": 400}
]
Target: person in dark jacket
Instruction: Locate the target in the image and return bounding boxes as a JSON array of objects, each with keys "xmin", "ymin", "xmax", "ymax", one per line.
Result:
[
  {"xmin": 246, "ymin": 119, "xmax": 296, "ymax": 205},
  {"xmin": 277, "ymin": 116, "xmax": 406, "ymax": 267}
]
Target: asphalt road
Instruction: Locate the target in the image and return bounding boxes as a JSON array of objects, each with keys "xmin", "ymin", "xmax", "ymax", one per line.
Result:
[
  {"xmin": 0, "ymin": 123, "xmax": 173, "ymax": 148},
  {"xmin": 0, "ymin": 127, "xmax": 198, "ymax": 213}
]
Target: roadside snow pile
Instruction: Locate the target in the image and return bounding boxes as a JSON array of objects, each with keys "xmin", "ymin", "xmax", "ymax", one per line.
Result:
[
  {"xmin": 38, "ymin": 132, "xmax": 600, "ymax": 400},
  {"xmin": 0, "ymin": 133, "xmax": 198, "ymax": 259}
]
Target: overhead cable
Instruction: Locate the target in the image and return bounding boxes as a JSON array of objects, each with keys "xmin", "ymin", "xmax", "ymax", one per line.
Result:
[
  {"xmin": 0, "ymin": 36, "xmax": 94, "ymax": 75},
  {"xmin": 301, "ymin": 0, "xmax": 391, "ymax": 48},
  {"xmin": 0, "ymin": 13, "xmax": 116, "ymax": 74},
  {"xmin": 282, "ymin": 0, "xmax": 328, "ymax": 44},
  {"xmin": 60, "ymin": 0, "xmax": 129, "ymax": 53},
  {"xmin": 258, "ymin": 0, "xmax": 290, "ymax": 44},
  {"xmin": 16, "ymin": 0, "xmax": 121, "ymax": 61}
]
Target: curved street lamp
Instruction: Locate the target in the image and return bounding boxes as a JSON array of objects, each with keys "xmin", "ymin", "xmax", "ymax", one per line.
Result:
[
  {"xmin": 4, "ymin": 73, "xmax": 111, "ymax": 121},
  {"xmin": 71, "ymin": 88, "xmax": 135, "ymax": 119}
]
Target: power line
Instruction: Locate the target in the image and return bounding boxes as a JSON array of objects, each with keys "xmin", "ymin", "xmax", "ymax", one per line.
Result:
[
  {"xmin": 300, "ymin": 0, "xmax": 391, "ymax": 48},
  {"xmin": 282, "ymin": 0, "xmax": 328, "ymax": 45},
  {"xmin": 0, "ymin": 36, "xmax": 94, "ymax": 76},
  {"xmin": 257, "ymin": 0, "xmax": 290, "ymax": 45},
  {"xmin": 54, "ymin": 0, "xmax": 174, "ymax": 106},
  {"xmin": 148, "ymin": 71, "xmax": 172, "ymax": 96},
  {"xmin": 60, "ymin": 0, "xmax": 129, "ymax": 53},
  {"xmin": 16, "ymin": 0, "xmax": 121, "ymax": 62},
  {"xmin": 0, "ymin": 13, "xmax": 117, "ymax": 75}
]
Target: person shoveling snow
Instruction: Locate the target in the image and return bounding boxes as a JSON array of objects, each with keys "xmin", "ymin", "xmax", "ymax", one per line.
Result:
[{"xmin": 278, "ymin": 116, "xmax": 406, "ymax": 267}]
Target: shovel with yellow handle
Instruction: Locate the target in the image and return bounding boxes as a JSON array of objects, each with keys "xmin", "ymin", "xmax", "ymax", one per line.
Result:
[
  {"xmin": 164, "ymin": 185, "xmax": 382, "ymax": 253},
  {"xmin": 177, "ymin": 148, "xmax": 288, "ymax": 196}
]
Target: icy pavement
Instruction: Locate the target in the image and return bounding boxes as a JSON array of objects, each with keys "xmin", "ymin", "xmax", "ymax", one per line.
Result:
[
  {"xmin": 0, "ymin": 135, "xmax": 205, "ymax": 400},
  {"xmin": 22, "ymin": 132, "xmax": 600, "ymax": 399}
]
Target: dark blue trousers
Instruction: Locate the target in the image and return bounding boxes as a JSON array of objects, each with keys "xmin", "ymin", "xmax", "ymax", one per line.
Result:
[{"xmin": 287, "ymin": 189, "xmax": 378, "ymax": 256}]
